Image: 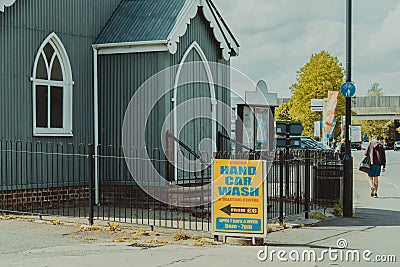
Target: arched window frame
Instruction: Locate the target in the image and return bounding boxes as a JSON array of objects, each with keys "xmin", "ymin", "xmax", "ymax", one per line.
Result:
[
  {"xmin": 31, "ymin": 32, "xmax": 74, "ymax": 136},
  {"xmin": 172, "ymin": 41, "xmax": 217, "ymax": 181}
]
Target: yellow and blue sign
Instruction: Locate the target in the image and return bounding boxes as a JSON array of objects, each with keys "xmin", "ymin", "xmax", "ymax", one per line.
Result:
[{"xmin": 212, "ymin": 159, "xmax": 266, "ymax": 237}]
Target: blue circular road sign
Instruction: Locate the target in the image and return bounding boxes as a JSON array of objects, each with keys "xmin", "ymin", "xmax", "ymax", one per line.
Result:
[{"xmin": 340, "ymin": 82, "xmax": 356, "ymax": 98}]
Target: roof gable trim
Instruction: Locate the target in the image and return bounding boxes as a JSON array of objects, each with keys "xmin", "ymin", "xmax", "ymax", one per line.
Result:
[
  {"xmin": 167, "ymin": 0, "xmax": 239, "ymax": 60},
  {"xmin": 93, "ymin": 0, "xmax": 239, "ymax": 58},
  {"xmin": 0, "ymin": 0, "xmax": 16, "ymax": 12}
]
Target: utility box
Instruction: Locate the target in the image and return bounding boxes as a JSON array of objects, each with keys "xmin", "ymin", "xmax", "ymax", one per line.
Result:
[{"xmin": 313, "ymin": 162, "xmax": 343, "ymax": 206}]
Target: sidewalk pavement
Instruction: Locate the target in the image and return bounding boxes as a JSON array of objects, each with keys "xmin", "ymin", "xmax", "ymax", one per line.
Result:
[
  {"xmin": 263, "ymin": 152, "xmax": 400, "ymax": 265},
  {"xmin": 0, "ymin": 152, "xmax": 399, "ymax": 266}
]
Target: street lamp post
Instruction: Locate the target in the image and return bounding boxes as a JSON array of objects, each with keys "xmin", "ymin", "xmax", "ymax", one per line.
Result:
[{"xmin": 343, "ymin": 0, "xmax": 353, "ymax": 218}]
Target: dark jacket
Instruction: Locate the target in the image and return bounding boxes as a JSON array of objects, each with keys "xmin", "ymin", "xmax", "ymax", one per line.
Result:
[
  {"xmin": 338, "ymin": 143, "xmax": 345, "ymax": 160},
  {"xmin": 365, "ymin": 141, "xmax": 386, "ymax": 168}
]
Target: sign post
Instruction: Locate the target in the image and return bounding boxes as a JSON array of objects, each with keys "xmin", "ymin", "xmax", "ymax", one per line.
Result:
[
  {"xmin": 314, "ymin": 121, "xmax": 321, "ymax": 138},
  {"xmin": 311, "ymin": 99, "xmax": 324, "ymax": 112},
  {"xmin": 212, "ymin": 159, "xmax": 267, "ymax": 243},
  {"xmin": 343, "ymin": 0, "xmax": 354, "ymax": 218},
  {"xmin": 276, "ymin": 121, "xmax": 304, "ymax": 136}
]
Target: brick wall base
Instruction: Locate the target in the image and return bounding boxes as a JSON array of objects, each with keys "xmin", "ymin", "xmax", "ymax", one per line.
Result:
[
  {"xmin": 0, "ymin": 186, "xmax": 89, "ymax": 212},
  {"xmin": 0, "ymin": 185, "xmax": 195, "ymax": 214},
  {"xmin": 99, "ymin": 185, "xmax": 167, "ymax": 208}
]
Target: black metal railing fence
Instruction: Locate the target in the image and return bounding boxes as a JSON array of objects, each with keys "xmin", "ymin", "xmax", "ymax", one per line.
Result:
[{"xmin": 1, "ymin": 140, "xmax": 341, "ymax": 230}]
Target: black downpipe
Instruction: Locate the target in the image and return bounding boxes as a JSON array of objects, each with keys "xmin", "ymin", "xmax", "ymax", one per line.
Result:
[{"xmin": 88, "ymin": 144, "xmax": 95, "ymax": 225}]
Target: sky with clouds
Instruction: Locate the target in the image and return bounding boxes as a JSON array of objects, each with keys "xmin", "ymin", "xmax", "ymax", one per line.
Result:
[{"xmin": 216, "ymin": 0, "xmax": 400, "ymax": 98}]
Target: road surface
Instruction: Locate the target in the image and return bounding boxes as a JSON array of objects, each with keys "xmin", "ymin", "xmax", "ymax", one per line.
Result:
[{"xmin": 0, "ymin": 150, "xmax": 399, "ymax": 266}]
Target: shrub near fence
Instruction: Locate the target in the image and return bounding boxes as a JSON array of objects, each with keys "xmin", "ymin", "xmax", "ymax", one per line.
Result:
[{"xmin": 0, "ymin": 140, "xmax": 341, "ymax": 230}]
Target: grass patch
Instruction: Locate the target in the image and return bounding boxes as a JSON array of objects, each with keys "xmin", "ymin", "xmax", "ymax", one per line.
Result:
[
  {"xmin": 152, "ymin": 239, "xmax": 169, "ymax": 245},
  {"xmin": 107, "ymin": 222, "xmax": 120, "ymax": 232},
  {"xmin": 333, "ymin": 203, "xmax": 343, "ymax": 217},
  {"xmin": 1, "ymin": 212, "xmax": 15, "ymax": 220},
  {"xmin": 309, "ymin": 213, "xmax": 329, "ymax": 220},
  {"xmin": 137, "ymin": 228, "xmax": 149, "ymax": 236},
  {"xmin": 192, "ymin": 235, "xmax": 202, "ymax": 241},
  {"xmin": 50, "ymin": 220, "xmax": 63, "ymax": 225},
  {"xmin": 128, "ymin": 236, "xmax": 139, "ymax": 242},
  {"xmin": 174, "ymin": 233, "xmax": 190, "ymax": 241},
  {"xmin": 113, "ymin": 237, "xmax": 129, "ymax": 242},
  {"xmin": 76, "ymin": 224, "xmax": 102, "ymax": 233}
]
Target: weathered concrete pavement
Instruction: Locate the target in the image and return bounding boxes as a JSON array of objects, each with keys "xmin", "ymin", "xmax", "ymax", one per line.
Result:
[{"xmin": 0, "ymin": 150, "xmax": 399, "ymax": 266}]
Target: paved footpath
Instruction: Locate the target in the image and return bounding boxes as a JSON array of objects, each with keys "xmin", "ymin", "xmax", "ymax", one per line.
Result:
[
  {"xmin": 0, "ymin": 150, "xmax": 399, "ymax": 267},
  {"xmin": 261, "ymin": 150, "xmax": 400, "ymax": 266}
]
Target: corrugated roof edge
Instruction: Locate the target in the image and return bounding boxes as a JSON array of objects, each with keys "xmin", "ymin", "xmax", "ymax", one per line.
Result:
[{"xmin": 94, "ymin": 0, "xmax": 239, "ymax": 60}]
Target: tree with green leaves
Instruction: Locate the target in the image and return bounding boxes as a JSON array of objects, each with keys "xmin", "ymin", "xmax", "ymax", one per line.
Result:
[
  {"xmin": 274, "ymin": 102, "xmax": 292, "ymax": 121},
  {"xmin": 287, "ymin": 51, "xmax": 345, "ymax": 138}
]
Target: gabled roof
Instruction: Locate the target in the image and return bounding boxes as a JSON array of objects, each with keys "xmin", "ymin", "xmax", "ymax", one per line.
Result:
[
  {"xmin": 95, "ymin": 0, "xmax": 239, "ymax": 60},
  {"xmin": 96, "ymin": 0, "xmax": 186, "ymax": 44}
]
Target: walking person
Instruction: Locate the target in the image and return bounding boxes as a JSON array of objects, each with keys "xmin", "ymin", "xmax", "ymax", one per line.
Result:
[
  {"xmin": 364, "ymin": 135, "xmax": 386, "ymax": 198},
  {"xmin": 335, "ymin": 139, "xmax": 346, "ymax": 160}
]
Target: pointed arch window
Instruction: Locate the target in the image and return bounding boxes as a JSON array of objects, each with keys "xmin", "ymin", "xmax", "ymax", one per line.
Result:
[{"xmin": 31, "ymin": 33, "xmax": 74, "ymax": 136}]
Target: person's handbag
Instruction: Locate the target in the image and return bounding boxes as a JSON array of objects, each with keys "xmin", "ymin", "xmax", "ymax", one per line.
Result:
[{"xmin": 359, "ymin": 156, "xmax": 371, "ymax": 173}]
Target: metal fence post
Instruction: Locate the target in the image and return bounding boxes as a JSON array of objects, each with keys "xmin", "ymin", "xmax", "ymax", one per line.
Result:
[
  {"xmin": 88, "ymin": 144, "xmax": 95, "ymax": 225},
  {"xmin": 279, "ymin": 151, "xmax": 284, "ymax": 224},
  {"xmin": 304, "ymin": 149, "xmax": 310, "ymax": 219},
  {"xmin": 217, "ymin": 131, "xmax": 224, "ymax": 153},
  {"xmin": 296, "ymin": 156, "xmax": 300, "ymax": 214},
  {"xmin": 165, "ymin": 131, "xmax": 174, "ymax": 181},
  {"xmin": 285, "ymin": 122, "xmax": 290, "ymax": 198}
]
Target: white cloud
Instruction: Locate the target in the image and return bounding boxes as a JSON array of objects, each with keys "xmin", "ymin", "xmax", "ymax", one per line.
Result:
[
  {"xmin": 216, "ymin": 0, "xmax": 400, "ymax": 97},
  {"xmin": 353, "ymin": 2, "xmax": 400, "ymax": 95}
]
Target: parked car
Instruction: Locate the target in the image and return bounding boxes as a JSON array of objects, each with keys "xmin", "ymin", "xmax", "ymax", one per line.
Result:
[
  {"xmin": 394, "ymin": 141, "xmax": 400, "ymax": 151},
  {"xmin": 385, "ymin": 141, "xmax": 394, "ymax": 150},
  {"xmin": 275, "ymin": 136, "xmax": 325, "ymax": 150},
  {"xmin": 351, "ymin": 142, "xmax": 362, "ymax": 150},
  {"xmin": 301, "ymin": 136, "xmax": 327, "ymax": 148},
  {"xmin": 333, "ymin": 140, "xmax": 361, "ymax": 150},
  {"xmin": 361, "ymin": 141, "xmax": 370, "ymax": 150}
]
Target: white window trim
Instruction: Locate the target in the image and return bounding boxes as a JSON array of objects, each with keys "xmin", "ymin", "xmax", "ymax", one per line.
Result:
[
  {"xmin": 172, "ymin": 41, "xmax": 217, "ymax": 181},
  {"xmin": 31, "ymin": 32, "xmax": 74, "ymax": 137}
]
